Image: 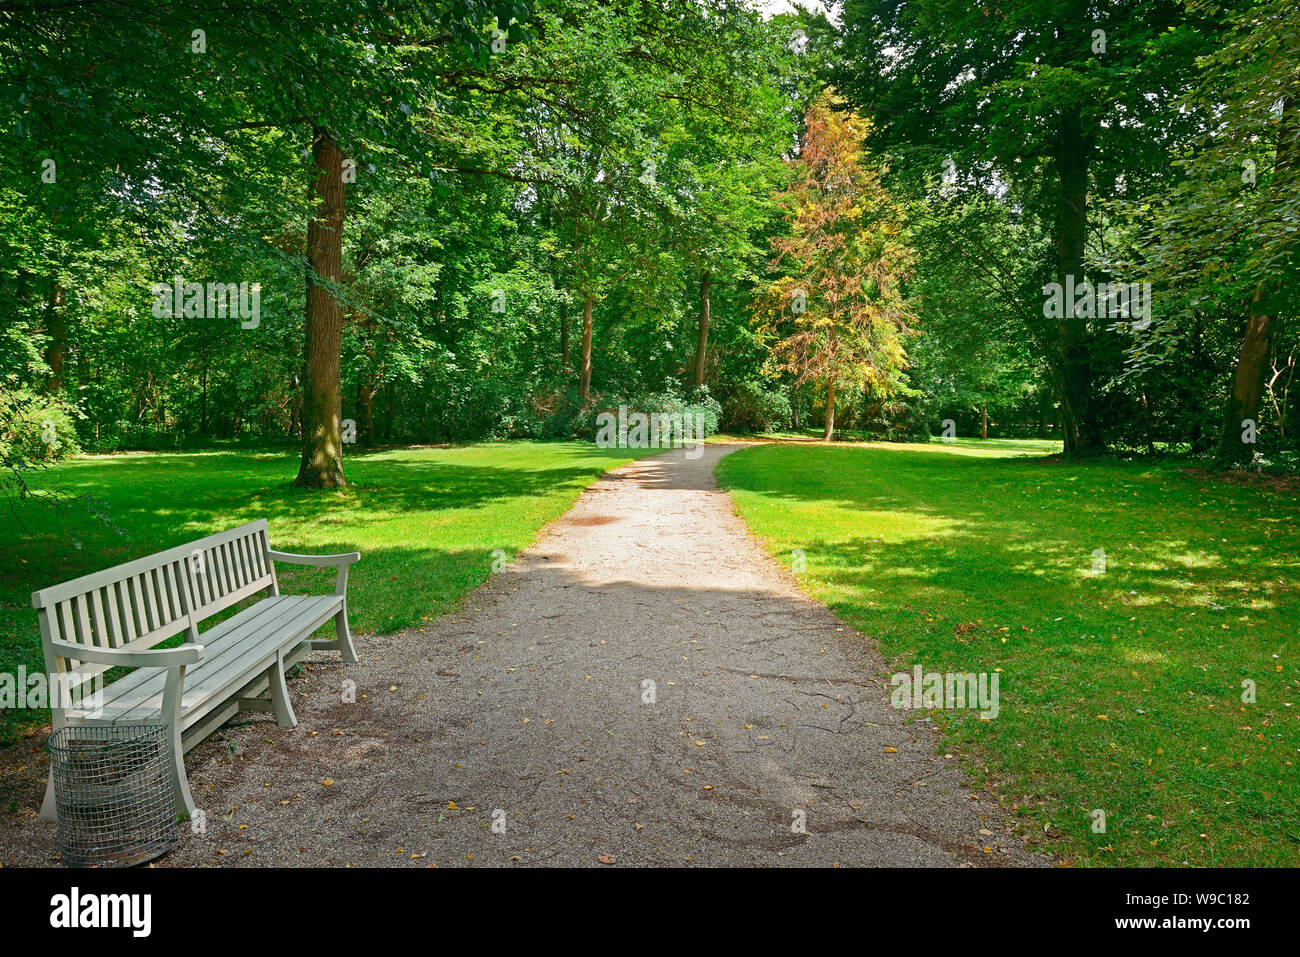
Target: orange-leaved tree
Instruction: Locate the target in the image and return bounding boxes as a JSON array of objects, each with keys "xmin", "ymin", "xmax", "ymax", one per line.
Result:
[{"xmin": 753, "ymin": 90, "xmax": 915, "ymax": 441}]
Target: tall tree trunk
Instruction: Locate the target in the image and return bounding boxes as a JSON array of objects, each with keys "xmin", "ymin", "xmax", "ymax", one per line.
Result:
[
  {"xmin": 44, "ymin": 279, "xmax": 65, "ymax": 394},
  {"xmin": 1053, "ymin": 106, "xmax": 1104, "ymax": 455},
  {"xmin": 1215, "ymin": 291, "xmax": 1277, "ymax": 468},
  {"xmin": 354, "ymin": 309, "xmax": 376, "ymax": 448},
  {"xmin": 579, "ymin": 294, "xmax": 594, "ymax": 404},
  {"xmin": 289, "ymin": 374, "xmax": 301, "ymax": 438},
  {"xmin": 1215, "ymin": 95, "xmax": 1297, "ymax": 469},
  {"xmin": 560, "ymin": 299, "xmax": 570, "ymax": 372},
  {"xmin": 981, "ymin": 405, "xmax": 988, "ymax": 439},
  {"xmin": 692, "ymin": 269, "xmax": 711, "ymax": 388},
  {"xmin": 295, "ymin": 130, "xmax": 347, "ymax": 489},
  {"xmin": 356, "ymin": 373, "xmax": 376, "ymax": 448},
  {"xmin": 382, "ymin": 384, "xmax": 394, "ymax": 443},
  {"xmin": 823, "ymin": 378, "xmax": 836, "ymax": 442}
]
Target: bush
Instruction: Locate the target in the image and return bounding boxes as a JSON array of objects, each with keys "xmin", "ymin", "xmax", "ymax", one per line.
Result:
[
  {"xmin": 857, "ymin": 389, "xmax": 931, "ymax": 443},
  {"xmin": 0, "ymin": 386, "xmax": 81, "ymax": 464},
  {"xmin": 722, "ymin": 380, "xmax": 792, "ymax": 434},
  {"xmin": 585, "ymin": 381, "xmax": 722, "ymax": 445}
]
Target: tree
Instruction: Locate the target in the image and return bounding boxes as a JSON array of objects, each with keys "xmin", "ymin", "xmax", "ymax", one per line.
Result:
[
  {"xmin": 1195, "ymin": 0, "xmax": 1298, "ymax": 468},
  {"xmin": 752, "ymin": 91, "xmax": 914, "ymax": 441},
  {"xmin": 836, "ymin": 0, "xmax": 1220, "ymax": 454},
  {"xmin": 905, "ymin": 195, "xmax": 1047, "ymax": 438}
]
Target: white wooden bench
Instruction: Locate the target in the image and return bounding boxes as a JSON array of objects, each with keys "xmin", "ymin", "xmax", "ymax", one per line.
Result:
[{"xmin": 32, "ymin": 519, "xmax": 360, "ymax": 820}]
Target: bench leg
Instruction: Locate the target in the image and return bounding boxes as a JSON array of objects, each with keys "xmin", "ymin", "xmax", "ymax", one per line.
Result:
[
  {"xmin": 159, "ymin": 666, "xmax": 197, "ymax": 819},
  {"xmin": 334, "ymin": 605, "xmax": 358, "ymax": 664},
  {"xmin": 166, "ymin": 722, "xmax": 198, "ymax": 819},
  {"xmin": 268, "ymin": 649, "xmax": 297, "ymax": 729},
  {"xmin": 39, "ymin": 710, "xmax": 68, "ymax": 821},
  {"xmin": 39, "ymin": 767, "xmax": 56, "ymax": 821}
]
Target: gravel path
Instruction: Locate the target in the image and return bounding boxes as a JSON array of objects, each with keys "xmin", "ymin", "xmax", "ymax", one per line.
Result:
[{"xmin": 1, "ymin": 443, "xmax": 1049, "ymax": 867}]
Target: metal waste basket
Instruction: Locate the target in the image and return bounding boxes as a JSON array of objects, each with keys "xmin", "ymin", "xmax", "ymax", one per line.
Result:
[{"xmin": 49, "ymin": 723, "xmax": 179, "ymax": 867}]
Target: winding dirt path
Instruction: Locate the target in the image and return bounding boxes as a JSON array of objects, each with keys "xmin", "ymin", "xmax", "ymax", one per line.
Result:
[{"xmin": 3, "ymin": 444, "xmax": 1049, "ymax": 867}]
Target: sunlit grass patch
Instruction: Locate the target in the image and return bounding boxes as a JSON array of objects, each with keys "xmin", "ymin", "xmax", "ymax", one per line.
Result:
[
  {"xmin": 717, "ymin": 438, "xmax": 1300, "ymax": 867},
  {"xmin": 0, "ymin": 441, "xmax": 644, "ymax": 743}
]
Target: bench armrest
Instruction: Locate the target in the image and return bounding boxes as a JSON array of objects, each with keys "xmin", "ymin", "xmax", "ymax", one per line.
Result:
[
  {"xmin": 47, "ymin": 640, "xmax": 205, "ymax": 668},
  {"xmin": 267, "ymin": 550, "xmax": 361, "ymax": 568},
  {"xmin": 267, "ymin": 550, "xmax": 360, "ymax": 597}
]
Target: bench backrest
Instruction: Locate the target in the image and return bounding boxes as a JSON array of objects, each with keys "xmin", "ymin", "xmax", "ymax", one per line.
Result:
[{"xmin": 32, "ymin": 520, "xmax": 278, "ymax": 702}]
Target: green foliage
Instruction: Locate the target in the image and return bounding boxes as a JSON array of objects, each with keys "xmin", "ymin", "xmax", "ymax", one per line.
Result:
[
  {"xmin": 577, "ymin": 382, "xmax": 722, "ymax": 442},
  {"xmin": 2, "ymin": 0, "xmax": 1295, "ymax": 464},
  {"xmin": 0, "ymin": 384, "xmax": 79, "ymax": 466},
  {"xmin": 0, "ymin": 0, "xmax": 803, "ymax": 452},
  {"xmin": 720, "ymin": 380, "xmax": 793, "ymax": 434}
]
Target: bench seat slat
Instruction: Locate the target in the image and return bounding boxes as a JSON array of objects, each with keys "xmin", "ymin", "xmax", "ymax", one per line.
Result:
[
  {"xmin": 89, "ymin": 594, "xmax": 306, "ymax": 707},
  {"xmin": 98, "ymin": 595, "xmax": 342, "ymax": 726},
  {"xmin": 110, "ymin": 598, "xmax": 340, "ymax": 727}
]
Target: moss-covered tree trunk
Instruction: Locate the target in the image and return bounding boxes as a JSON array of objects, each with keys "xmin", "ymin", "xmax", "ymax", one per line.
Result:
[{"xmin": 1215, "ymin": 292, "xmax": 1277, "ymax": 468}]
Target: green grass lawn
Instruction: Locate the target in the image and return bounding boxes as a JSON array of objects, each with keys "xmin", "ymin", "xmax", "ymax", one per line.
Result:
[
  {"xmin": 0, "ymin": 441, "xmax": 644, "ymax": 744},
  {"xmin": 716, "ymin": 437, "xmax": 1300, "ymax": 867}
]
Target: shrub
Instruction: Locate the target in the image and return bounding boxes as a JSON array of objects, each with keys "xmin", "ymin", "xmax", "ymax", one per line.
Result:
[
  {"xmin": 722, "ymin": 380, "xmax": 792, "ymax": 434},
  {"xmin": 0, "ymin": 386, "xmax": 81, "ymax": 464},
  {"xmin": 586, "ymin": 381, "xmax": 722, "ymax": 444}
]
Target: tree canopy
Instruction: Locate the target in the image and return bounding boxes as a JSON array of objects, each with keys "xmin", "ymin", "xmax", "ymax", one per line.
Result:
[{"xmin": 2, "ymin": 0, "xmax": 1297, "ymax": 489}]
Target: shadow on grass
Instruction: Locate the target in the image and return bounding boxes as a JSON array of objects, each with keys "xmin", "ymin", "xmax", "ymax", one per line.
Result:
[
  {"xmin": 0, "ymin": 442, "xmax": 637, "ymax": 743},
  {"xmin": 716, "ymin": 442, "xmax": 1300, "ymax": 865}
]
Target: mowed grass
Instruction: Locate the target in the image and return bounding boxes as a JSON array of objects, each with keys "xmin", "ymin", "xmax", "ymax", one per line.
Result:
[
  {"xmin": 716, "ymin": 438, "xmax": 1300, "ymax": 867},
  {"xmin": 0, "ymin": 441, "xmax": 644, "ymax": 743}
]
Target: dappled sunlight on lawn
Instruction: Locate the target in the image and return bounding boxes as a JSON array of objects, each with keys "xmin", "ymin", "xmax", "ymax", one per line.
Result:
[
  {"xmin": 0, "ymin": 441, "xmax": 646, "ymax": 745},
  {"xmin": 717, "ymin": 439, "xmax": 1300, "ymax": 867}
]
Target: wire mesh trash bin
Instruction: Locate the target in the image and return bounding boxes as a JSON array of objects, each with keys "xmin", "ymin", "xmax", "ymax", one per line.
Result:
[{"xmin": 49, "ymin": 723, "xmax": 179, "ymax": 867}]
